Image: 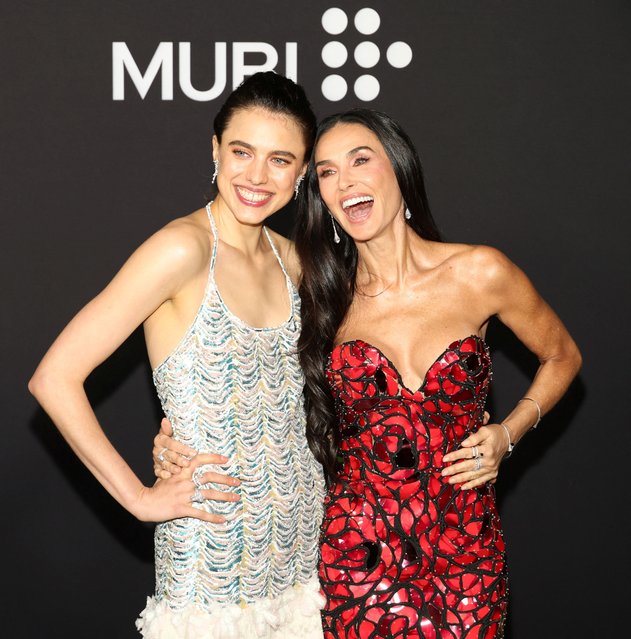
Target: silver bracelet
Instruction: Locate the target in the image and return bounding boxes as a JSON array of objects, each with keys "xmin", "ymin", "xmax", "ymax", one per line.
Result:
[
  {"xmin": 500, "ymin": 422, "xmax": 514, "ymax": 458},
  {"xmin": 519, "ymin": 396, "xmax": 541, "ymax": 429}
]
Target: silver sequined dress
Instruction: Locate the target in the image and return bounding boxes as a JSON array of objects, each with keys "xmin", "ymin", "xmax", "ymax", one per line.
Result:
[{"xmin": 136, "ymin": 204, "xmax": 326, "ymax": 638}]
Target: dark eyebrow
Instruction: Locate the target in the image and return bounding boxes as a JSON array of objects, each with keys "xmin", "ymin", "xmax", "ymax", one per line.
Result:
[
  {"xmin": 315, "ymin": 145, "xmax": 375, "ymax": 168},
  {"xmin": 349, "ymin": 145, "xmax": 375, "ymax": 155},
  {"xmin": 228, "ymin": 140, "xmax": 297, "ymax": 160}
]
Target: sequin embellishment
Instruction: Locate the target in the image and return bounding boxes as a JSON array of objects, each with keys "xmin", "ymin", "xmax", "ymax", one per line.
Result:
[
  {"xmin": 137, "ymin": 204, "xmax": 325, "ymax": 638},
  {"xmin": 320, "ymin": 336, "xmax": 507, "ymax": 638}
]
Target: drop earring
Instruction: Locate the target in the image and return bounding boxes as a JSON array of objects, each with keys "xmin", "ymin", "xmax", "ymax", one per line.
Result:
[
  {"xmin": 212, "ymin": 159, "xmax": 219, "ymax": 184},
  {"xmin": 404, "ymin": 207, "xmax": 412, "ymax": 220},
  {"xmin": 330, "ymin": 214, "xmax": 341, "ymax": 244},
  {"xmin": 294, "ymin": 175, "xmax": 304, "ymax": 200}
]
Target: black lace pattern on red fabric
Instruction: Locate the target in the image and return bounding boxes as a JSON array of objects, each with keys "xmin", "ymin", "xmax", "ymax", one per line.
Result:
[{"xmin": 320, "ymin": 336, "xmax": 508, "ymax": 639}]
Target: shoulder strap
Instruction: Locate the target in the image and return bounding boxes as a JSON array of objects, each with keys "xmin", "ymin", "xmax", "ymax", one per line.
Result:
[
  {"xmin": 263, "ymin": 227, "xmax": 291, "ymax": 281},
  {"xmin": 205, "ymin": 202, "xmax": 218, "ymax": 271}
]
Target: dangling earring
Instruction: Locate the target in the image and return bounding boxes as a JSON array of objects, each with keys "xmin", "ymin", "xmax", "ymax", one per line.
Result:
[
  {"xmin": 212, "ymin": 159, "xmax": 219, "ymax": 184},
  {"xmin": 404, "ymin": 207, "xmax": 412, "ymax": 220},
  {"xmin": 330, "ymin": 214, "xmax": 341, "ymax": 244},
  {"xmin": 294, "ymin": 175, "xmax": 304, "ymax": 200}
]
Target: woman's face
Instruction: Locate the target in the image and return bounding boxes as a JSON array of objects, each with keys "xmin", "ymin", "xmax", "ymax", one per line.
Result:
[
  {"xmin": 315, "ymin": 122, "xmax": 404, "ymax": 242},
  {"xmin": 213, "ymin": 107, "xmax": 307, "ymax": 224}
]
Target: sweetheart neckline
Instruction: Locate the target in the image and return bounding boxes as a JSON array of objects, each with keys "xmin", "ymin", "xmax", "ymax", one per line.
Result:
[{"xmin": 330, "ymin": 334, "xmax": 489, "ymax": 395}]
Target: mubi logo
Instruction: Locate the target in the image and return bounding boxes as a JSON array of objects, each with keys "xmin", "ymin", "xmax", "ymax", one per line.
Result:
[
  {"xmin": 112, "ymin": 42, "xmax": 297, "ymax": 101},
  {"xmin": 320, "ymin": 7, "xmax": 412, "ymax": 101}
]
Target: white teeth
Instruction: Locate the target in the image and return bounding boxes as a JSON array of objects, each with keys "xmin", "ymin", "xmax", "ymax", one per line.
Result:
[
  {"xmin": 237, "ymin": 187, "xmax": 271, "ymax": 203},
  {"xmin": 342, "ymin": 195, "xmax": 374, "ymax": 209}
]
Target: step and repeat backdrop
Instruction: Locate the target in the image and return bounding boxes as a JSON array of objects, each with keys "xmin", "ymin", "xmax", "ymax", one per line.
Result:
[{"xmin": 2, "ymin": 1, "xmax": 629, "ymax": 637}]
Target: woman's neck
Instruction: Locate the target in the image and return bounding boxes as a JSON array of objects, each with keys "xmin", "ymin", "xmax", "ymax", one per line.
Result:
[
  {"xmin": 211, "ymin": 195, "xmax": 269, "ymax": 257},
  {"xmin": 355, "ymin": 219, "xmax": 433, "ymax": 293}
]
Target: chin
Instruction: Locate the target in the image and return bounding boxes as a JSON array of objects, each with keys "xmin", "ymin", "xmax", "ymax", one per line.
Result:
[
  {"xmin": 232, "ymin": 196, "xmax": 286, "ymax": 224},
  {"xmin": 341, "ymin": 220, "xmax": 380, "ymax": 243}
]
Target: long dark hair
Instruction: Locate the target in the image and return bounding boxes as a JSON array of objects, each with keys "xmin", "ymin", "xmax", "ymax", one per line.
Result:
[
  {"xmin": 295, "ymin": 109, "xmax": 442, "ymax": 483},
  {"xmin": 213, "ymin": 71, "xmax": 316, "ymax": 161}
]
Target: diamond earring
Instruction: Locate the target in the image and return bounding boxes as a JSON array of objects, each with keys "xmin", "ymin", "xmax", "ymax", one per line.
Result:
[
  {"xmin": 212, "ymin": 159, "xmax": 219, "ymax": 184},
  {"xmin": 330, "ymin": 214, "xmax": 340, "ymax": 244},
  {"xmin": 404, "ymin": 207, "xmax": 412, "ymax": 220},
  {"xmin": 294, "ymin": 175, "xmax": 304, "ymax": 200}
]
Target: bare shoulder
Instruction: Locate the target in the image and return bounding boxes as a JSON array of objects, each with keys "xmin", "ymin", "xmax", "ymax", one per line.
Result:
[
  {"xmin": 143, "ymin": 209, "xmax": 211, "ymax": 273},
  {"xmin": 111, "ymin": 208, "xmax": 213, "ymax": 305},
  {"xmin": 266, "ymin": 228, "xmax": 301, "ymax": 284},
  {"xmin": 441, "ymin": 243, "xmax": 519, "ymax": 293}
]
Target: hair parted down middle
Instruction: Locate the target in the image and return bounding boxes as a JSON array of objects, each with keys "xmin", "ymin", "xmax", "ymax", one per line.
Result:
[{"xmin": 295, "ymin": 108, "xmax": 442, "ymax": 484}]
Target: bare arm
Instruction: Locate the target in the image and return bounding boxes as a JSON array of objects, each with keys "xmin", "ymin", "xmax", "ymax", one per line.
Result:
[
  {"xmin": 29, "ymin": 222, "xmax": 235, "ymax": 522},
  {"xmin": 443, "ymin": 247, "xmax": 582, "ymax": 488}
]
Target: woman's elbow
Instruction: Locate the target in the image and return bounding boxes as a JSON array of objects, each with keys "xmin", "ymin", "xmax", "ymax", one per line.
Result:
[
  {"xmin": 28, "ymin": 366, "xmax": 51, "ymax": 402},
  {"xmin": 564, "ymin": 338, "xmax": 583, "ymax": 378},
  {"xmin": 573, "ymin": 345, "xmax": 583, "ymax": 375}
]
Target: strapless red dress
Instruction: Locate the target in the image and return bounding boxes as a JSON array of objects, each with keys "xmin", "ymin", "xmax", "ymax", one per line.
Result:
[{"xmin": 320, "ymin": 336, "xmax": 507, "ymax": 638}]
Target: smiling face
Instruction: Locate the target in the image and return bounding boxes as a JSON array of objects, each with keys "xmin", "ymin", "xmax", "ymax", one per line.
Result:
[
  {"xmin": 315, "ymin": 122, "xmax": 405, "ymax": 242},
  {"xmin": 213, "ymin": 106, "xmax": 307, "ymax": 224}
]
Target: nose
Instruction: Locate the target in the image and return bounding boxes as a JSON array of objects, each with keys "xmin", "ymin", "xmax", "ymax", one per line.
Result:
[
  {"xmin": 245, "ymin": 157, "xmax": 268, "ymax": 185},
  {"xmin": 337, "ymin": 166, "xmax": 355, "ymax": 191}
]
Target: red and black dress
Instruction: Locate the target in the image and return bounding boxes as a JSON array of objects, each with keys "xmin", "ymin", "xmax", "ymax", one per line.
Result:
[{"xmin": 320, "ymin": 336, "xmax": 507, "ymax": 639}]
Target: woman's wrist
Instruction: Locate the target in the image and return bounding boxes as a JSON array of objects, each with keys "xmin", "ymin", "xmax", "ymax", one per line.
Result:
[
  {"xmin": 499, "ymin": 422, "xmax": 514, "ymax": 457},
  {"xmin": 497, "ymin": 395, "xmax": 544, "ymax": 458}
]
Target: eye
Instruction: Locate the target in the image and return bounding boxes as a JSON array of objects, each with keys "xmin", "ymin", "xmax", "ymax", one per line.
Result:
[
  {"xmin": 233, "ymin": 149, "xmax": 250, "ymax": 158},
  {"xmin": 353, "ymin": 156, "xmax": 369, "ymax": 166},
  {"xmin": 318, "ymin": 168, "xmax": 334, "ymax": 178},
  {"xmin": 271, "ymin": 157, "xmax": 291, "ymax": 166}
]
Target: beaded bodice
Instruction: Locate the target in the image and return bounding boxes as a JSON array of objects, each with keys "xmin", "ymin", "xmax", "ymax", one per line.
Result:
[
  {"xmin": 319, "ymin": 335, "xmax": 507, "ymax": 638},
  {"xmin": 151, "ymin": 204, "xmax": 324, "ymax": 611}
]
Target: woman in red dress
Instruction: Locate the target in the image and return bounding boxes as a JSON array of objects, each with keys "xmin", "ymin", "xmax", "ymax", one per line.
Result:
[{"xmin": 295, "ymin": 109, "xmax": 581, "ymax": 638}]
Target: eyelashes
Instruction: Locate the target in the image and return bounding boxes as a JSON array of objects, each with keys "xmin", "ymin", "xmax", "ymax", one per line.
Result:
[
  {"xmin": 231, "ymin": 149, "xmax": 292, "ymax": 166},
  {"xmin": 317, "ymin": 156, "xmax": 370, "ymax": 179}
]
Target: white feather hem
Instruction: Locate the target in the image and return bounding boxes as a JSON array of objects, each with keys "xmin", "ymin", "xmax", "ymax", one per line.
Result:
[{"xmin": 136, "ymin": 577, "xmax": 324, "ymax": 639}]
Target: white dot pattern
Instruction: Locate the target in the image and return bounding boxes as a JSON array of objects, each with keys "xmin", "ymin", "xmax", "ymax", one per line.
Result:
[{"xmin": 321, "ymin": 7, "xmax": 412, "ymax": 101}]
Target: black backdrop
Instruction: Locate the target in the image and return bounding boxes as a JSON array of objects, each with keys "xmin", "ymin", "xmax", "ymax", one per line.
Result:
[{"xmin": 3, "ymin": 1, "xmax": 630, "ymax": 637}]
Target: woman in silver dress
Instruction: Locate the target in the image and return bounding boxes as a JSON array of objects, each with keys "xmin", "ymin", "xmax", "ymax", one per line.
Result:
[{"xmin": 29, "ymin": 72, "xmax": 325, "ymax": 638}]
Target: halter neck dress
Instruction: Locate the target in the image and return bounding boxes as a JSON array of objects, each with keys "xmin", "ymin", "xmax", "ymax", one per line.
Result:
[{"xmin": 137, "ymin": 203, "xmax": 326, "ymax": 638}]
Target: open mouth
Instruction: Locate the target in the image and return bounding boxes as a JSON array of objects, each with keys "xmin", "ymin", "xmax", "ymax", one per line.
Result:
[
  {"xmin": 235, "ymin": 186, "xmax": 273, "ymax": 207},
  {"xmin": 341, "ymin": 195, "xmax": 374, "ymax": 222}
]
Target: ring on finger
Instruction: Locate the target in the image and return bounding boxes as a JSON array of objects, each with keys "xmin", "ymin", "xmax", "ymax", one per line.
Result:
[
  {"xmin": 190, "ymin": 488, "xmax": 204, "ymax": 504},
  {"xmin": 158, "ymin": 447, "xmax": 168, "ymax": 463},
  {"xmin": 474, "ymin": 457, "xmax": 482, "ymax": 471},
  {"xmin": 471, "ymin": 446, "xmax": 479, "ymax": 459}
]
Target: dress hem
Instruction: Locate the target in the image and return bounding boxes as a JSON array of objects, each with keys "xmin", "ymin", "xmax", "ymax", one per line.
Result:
[{"xmin": 136, "ymin": 576, "xmax": 324, "ymax": 639}]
